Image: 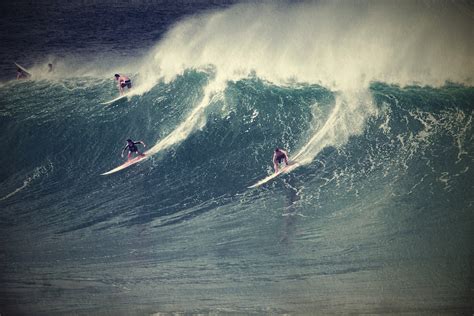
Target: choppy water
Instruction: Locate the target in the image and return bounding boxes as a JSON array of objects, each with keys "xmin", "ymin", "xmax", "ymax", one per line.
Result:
[{"xmin": 1, "ymin": 1, "xmax": 473, "ymax": 315}]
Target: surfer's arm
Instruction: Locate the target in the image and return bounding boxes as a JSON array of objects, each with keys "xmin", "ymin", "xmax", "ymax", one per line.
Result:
[
  {"xmin": 135, "ymin": 141, "xmax": 146, "ymax": 147},
  {"xmin": 121, "ymin": 145, "xmax": 128, "ymax": 157}
]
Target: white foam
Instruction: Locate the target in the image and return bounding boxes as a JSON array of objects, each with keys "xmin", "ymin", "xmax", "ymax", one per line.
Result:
[
  {"xmin": 0, "ymin": 164, "xmax": 51, "ymax": 201},
  {"xmin": 293, "ymin": 90, "xmax": 377, "ymax": 165},
  {"xmin": 147, "ymin": 79, "xmax": 225, "ymax": 155},
  {"xmin": 137, "ymin": 1, "xmax": 473, "ymax": 92},
  {"xmin": 136, "ymin": 1, "xmax": 472, "ymax": 165}
]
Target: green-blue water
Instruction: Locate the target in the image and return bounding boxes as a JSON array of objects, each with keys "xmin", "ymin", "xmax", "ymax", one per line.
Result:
[{"xmin": 0, "ymin": 1, "xmax": 473, "ymax": 314}]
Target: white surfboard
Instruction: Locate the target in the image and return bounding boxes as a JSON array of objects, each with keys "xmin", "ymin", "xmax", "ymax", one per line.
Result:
[
  {"xmin": 14, "ymin": 62, "xmax": 32, "ymax": 77},
  {"xmin": 101, "ymin": 94, "xmax": 127, "ymax": 105},
  {"xmin": 101, "ymin": 153, "xmax": 149, "ymax": 175},
  {"xmin": 248, "ymin": 161, "xmax": 300, "ymax": 188}
]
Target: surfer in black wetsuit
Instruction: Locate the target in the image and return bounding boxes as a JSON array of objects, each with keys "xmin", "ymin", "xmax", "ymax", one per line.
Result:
[
  {"xmin": 122, "ymin": 139, "xmax": 146, "ymax": 161},
  {"xmin": 273, "ymin": 147, "xmax": 289, "ymax": 173}
]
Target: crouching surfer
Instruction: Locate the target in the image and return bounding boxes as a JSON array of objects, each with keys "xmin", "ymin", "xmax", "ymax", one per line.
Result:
[
  {"xmin": 122, "ymin": 139, "xmax": 146, "ymax": 161},
  {"xmin": 115, "ymin": 74, "xmax": 132, "ymax": 95},
  {"xmin": 273, "ymin": 147, "xmax": 289, "ymax": 173}
]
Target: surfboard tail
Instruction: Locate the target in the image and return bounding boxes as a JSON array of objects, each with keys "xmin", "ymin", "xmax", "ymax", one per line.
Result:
[
  {"xmin": 101, "ymin": 154, "xmax": 148, "ymax": 175},
  {"xmin": 248, "ymin": 161, "xmax": 300, "ymax": 188}
]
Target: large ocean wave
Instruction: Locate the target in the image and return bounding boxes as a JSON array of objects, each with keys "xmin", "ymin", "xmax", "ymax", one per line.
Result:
[
  {"xmin": 1, "ymin": 1, "xmax": 473, "ymax": 314},
  {"xmin": 1, "ymin": 67, "xmax": 472, "ymax": 234}
]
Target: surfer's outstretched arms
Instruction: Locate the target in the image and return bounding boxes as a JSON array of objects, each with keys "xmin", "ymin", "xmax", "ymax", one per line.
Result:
[
  {"xmin": 122, "ymin": 139, "xmax": 146, "ymax": 160},
  {"xmin": 115, "ymin": 74, "xmax": 132, "ymax": 95},
  {"xmin": 273, "ymin": 147, "xmax": 289, "ymax": 173}
]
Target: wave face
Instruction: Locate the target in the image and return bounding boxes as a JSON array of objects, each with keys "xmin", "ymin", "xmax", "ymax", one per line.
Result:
[{"xmin": 1, "ymin": 1, "xmax": 473, "ymax": 315}]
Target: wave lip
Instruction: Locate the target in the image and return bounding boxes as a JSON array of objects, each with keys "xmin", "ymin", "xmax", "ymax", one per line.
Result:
[{"xmin": 137, "ymin": 1, "xmax": 474, "ymax": 95}]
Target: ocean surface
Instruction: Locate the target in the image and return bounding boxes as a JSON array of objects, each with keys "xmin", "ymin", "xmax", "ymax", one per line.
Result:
[{"xmin": 1, "ymin": 1, "xmax": 473, "ymax": 315}]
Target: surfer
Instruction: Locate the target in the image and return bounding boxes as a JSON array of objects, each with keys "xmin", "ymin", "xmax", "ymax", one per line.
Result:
[
  {"xmin": 121, "ymin": 139, "xmax": 146, "ymax": 161},
  {"xmin": 273, "ymin": 147, "xmax": 289, "ymax": 173},
  {"xmin": 48, "ymin": 63, "xmax": 53, "ymax": 72},
  {"xmin": 16, "ymin": 67, "xmax": 30, "ymax": 80},
  {"xmin": 115, "ymin": 74, "xmax": 132, "ymax": 95}
]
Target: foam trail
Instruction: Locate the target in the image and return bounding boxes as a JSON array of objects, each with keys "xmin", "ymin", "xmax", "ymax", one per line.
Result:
[
  {"xmin": 294, "ymin": 91, "xmax": 376, "ymax": 165},
  {"xmin": 147, "ymin": 80, "xmax": 223, "ymax": 155},
  {"xmin": 137, "ymin": 1, "xmax": 472, "ymax": 167},
  {"xmin": 0, "ymin": 181, "xmax": 31, "ymax": 202},
  {"xmin": 0, "ymin": 165, "xmax": 49, "ymax": 201}
]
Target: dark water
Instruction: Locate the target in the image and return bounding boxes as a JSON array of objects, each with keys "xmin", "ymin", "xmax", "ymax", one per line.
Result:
[{"xmin": 1, "ymin": 1, "xmax": 473, "ymax": 315}]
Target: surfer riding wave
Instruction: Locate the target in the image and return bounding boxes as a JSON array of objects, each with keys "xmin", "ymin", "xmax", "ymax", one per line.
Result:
[
  {"xmin": 273, "ymin": 147, "xmax": 289, "ymax": 173},
  {"xmin": 122, "ymin": 139, "xmax": 146, "ymax": 161},
  {"xmin": 115, "ymin": 74, "xmax": 132, "ymax": 95}
]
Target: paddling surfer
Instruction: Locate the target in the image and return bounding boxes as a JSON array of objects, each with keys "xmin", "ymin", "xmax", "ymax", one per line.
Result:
[
  {"xmin": 16, "ymin": 67, "xmax": 30, "ymax": 80},
  {"xmin": 273, "ymin": 147, "xmax": 289, "ymax": 173},
  {"xmin": 115, "ymin": 74, "xmax": 132, "ymax": 95},
  {"xmin": 122, "ymin": 139, "xmax": 146, "ymax": 161}
]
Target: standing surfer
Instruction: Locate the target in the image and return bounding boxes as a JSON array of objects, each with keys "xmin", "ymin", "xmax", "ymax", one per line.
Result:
[
  {"xmin": 115, "ymin": 74, "xmax": 132, "ymax": 95},
  {"xmin": 273, "ymin": 147, "xmax": 289, "ymax": 173},
  {"xmin": 122, "ymin": 139, "xmax": 146, "ymax": 161}
]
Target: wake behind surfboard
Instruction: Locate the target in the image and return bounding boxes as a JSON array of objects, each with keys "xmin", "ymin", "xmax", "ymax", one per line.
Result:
[
  {"xmin": 248, "ymin": 161, "xmax": 300, "ymax": 188},
  {"xmin": 101, "ymin": 94, "xmax": 127, "ymax": 105},
  {"xmin": 101, "ymin": 154, "xmax": 148, "ymax": 175}
]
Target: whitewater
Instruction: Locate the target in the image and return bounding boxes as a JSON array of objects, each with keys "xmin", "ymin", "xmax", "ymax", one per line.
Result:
[{"xmin": 0, "ymin": 1, "xmax": 473, "ymax": 314}]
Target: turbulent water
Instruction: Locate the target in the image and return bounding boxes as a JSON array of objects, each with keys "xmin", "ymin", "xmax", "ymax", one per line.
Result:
[{"xmin": 1, "ymin": 1, "xmax": 473, "ymax": 315}]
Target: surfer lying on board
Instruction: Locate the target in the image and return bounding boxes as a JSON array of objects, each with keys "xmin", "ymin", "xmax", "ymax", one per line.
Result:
[
  {"xmin": 16, "ymin": 67, "xmax": 30, "ymax": 80},
  {"xmin": 115, "ymin": 74, "xmax": 132, "ymax": 95},
  {"xmin": 121, "ymin": 139, "xmax": 146, "ymax": 161},
  {"xmin": 273, "ymin": 147, "xmax": 289, "ymax": 173}
]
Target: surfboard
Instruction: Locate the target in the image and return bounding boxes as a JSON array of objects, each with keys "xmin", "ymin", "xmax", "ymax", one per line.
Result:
[
  {"xmin": 101, "ymin": 94, "xmax": 127, "ymax": 105},
  {"xmin": 101, "ymin": 154, "xmax": 148, "ymax": 175},
  {"xmin": 248, "ymin": 161, "xmax": 300, "ymax": 188},
  {"xmin": 14, "ymin": 62, "xmax": 32, "ymax": 77}
]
